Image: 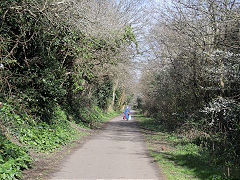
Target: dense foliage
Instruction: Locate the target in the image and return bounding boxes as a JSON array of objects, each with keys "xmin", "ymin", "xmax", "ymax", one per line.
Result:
[
  {"xmin": 0, "ymin": 136, "xmax": 31, "ymax": 180},
  {"xmin": 0, "ymin": 0, "xmax": 139, "ymax": 178},
  {"xmin": 138, "ymin": 0, "xmax": 240, "ymax": 176}
]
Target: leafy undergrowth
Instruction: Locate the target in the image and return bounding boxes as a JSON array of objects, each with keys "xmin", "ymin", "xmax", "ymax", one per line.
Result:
[
  {"xmin": 0, "ymin": 103, "xmax": 119, "ymax": 179},
  {"xmin": 79, "ymin": 105, "xmax": 120, "ymax": 128},
  {"xmin": 137, "ymin": 114, "xmax": 234, "ymax": 180},
  {"xmin": 0, "ymin": 136, "xmax": 31, "ymax": 180}
]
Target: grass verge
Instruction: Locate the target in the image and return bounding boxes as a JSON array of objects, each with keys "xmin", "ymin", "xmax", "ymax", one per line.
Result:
[{"xmin": 137, "ymin": 114, "xmax": 230, "ymax": 180}]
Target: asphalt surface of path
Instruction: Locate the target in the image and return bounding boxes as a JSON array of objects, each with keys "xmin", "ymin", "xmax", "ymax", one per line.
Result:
[{"xmin": 50, "ymin": 113, "xmax": 161, "ymax": 180}]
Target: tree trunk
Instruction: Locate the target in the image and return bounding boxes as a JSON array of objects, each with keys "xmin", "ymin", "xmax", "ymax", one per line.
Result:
[{"xmin": 108, "ymin": 79, "xmax": 119, "ymax": 112}]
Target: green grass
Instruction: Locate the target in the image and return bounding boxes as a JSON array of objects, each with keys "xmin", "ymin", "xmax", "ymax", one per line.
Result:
[
  {"xmin": 102, "ymin": 110, "xmax": 121, "ymax": 121},
  {"xmin": 77, "ymin": 105, "xmax": 120, "ymax": 128},
  {"xmin": 137, "ymin": 114, "xmax": 228, "ymax": 180}
]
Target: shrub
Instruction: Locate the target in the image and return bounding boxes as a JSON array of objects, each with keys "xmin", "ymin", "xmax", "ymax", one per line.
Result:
[{"xmin": 0, "ymin": 136, "xmax": 31, "ymax": 180}]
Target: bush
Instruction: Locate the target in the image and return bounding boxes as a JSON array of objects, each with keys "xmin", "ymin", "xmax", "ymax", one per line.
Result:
[
  {"xmin": 0, "ymin": 103, "xmax": 78, "ymax": 152},
  {"xmin": 200, "ymin": 97, "xmax": 240, "ymax": 166}
]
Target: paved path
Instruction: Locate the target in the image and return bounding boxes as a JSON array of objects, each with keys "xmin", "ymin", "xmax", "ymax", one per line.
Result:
[{"xmin": 50, "ymin": 114, "xmax": 161, "ymax": 180}]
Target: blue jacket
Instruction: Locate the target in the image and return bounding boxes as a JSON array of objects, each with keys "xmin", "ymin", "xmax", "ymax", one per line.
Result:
[{"xmin": 124, "ymin": 107, "xmax": 130, "ymax": 119}]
